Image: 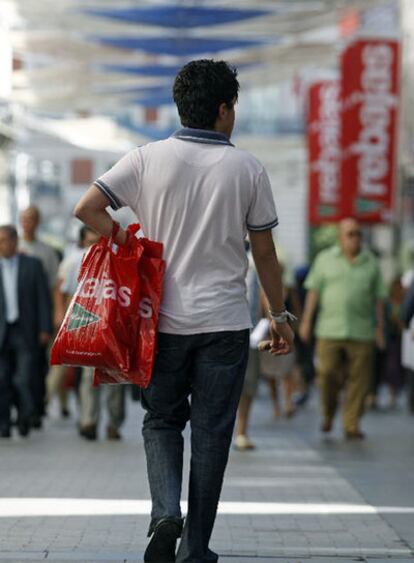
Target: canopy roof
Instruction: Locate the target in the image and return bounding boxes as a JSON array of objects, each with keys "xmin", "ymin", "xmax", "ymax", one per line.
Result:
[{"xmin": 1, "ymin": 0, "xmax": 399, "ymax": 113}]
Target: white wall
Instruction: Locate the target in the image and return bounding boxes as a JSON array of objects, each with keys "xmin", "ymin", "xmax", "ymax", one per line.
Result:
[{"xmin": 235, "ymin": 134, "xmax": 308, "ymax": 268}]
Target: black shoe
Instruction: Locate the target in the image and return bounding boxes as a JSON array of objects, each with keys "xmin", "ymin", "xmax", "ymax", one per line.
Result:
[
  {"xmin": 320, "ymin": 418, "xmax": 333, "ymax": 433},
  {"xmin": 344, "ymin": 430, "xmax": 365, "ymax": 441},
  {"xmin": 106, "ymin": 425, "xmax": 122, "ymax": 441},
  {"xmin": 0, "ymin": 427, "xmax": 11, "ymax": 438},
  {"xmin": 61, "ymin": 408, "xmax": 70, "ymax": 419},
  {"xmin": 18, "ymin": 420, "xmax": 30, "ymax": 437},
  {"xmin": 31, "ymin": 415, "xmax": 42, "ymax": 430},
  {"xmin": 144, "ymin": 518, "xmax": 181, "ymax": 563},
  {"xmin": 79, "ymin": 424, "xmax": 97, "ymax": 441}
]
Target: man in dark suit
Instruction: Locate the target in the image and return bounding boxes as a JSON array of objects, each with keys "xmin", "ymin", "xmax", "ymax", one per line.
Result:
[{"xmin": 0, "ymin": 225, "xmax": 52, "ymax": 438}]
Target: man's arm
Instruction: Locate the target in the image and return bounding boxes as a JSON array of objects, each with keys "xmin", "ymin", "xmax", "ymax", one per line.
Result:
[
  {"xmin": 248, "ymin": 229, "xmax": 294, "ymax": 354},
  {"xmin": 375, "ymin": 299, "xmax": 385, "ymax": 350},
  {"xmin": 74, "ymin": 186, "xmax": 127, "ymax": 244},
  {"xmin": 372, "ymin": 261, "xmax": 386, "ymax": 349},
  {"xmin": 298, "ymin": 289, "xmax": 319, "ymax": 343}
]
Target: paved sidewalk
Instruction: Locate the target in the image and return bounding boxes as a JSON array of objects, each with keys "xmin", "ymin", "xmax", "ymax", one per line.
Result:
[{"xmin": 0, "ymin": 385, "xmax": 413, "ymax": 562}]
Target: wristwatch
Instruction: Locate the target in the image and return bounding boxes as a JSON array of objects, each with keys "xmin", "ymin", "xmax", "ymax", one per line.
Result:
[{"xmin": 268, "ymin": 308, "xmax": 298, "ymax": 324}]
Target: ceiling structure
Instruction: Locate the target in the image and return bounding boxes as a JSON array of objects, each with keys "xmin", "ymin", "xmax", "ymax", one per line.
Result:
[{"xmin": 1, "ymin": 0, "xmax": 398, "ymax": 115}]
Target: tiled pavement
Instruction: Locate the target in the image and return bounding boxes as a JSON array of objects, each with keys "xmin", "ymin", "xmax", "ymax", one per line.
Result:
[{"xmin": 0, "ymin": 384, "xmax": 413, "ymax": 563}]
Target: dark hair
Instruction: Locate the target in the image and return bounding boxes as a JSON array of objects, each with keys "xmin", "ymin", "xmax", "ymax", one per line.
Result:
[
  {"xmin": 173, "ymin": 59, "xmax": 239, "ymax": 129},
  {"xmin": 0, "ymin": 224, "xmax": 18, "ymax": 241}
]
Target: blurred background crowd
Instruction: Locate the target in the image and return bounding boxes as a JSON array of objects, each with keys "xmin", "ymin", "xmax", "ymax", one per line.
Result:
[{"xmin": 1, "ymin": 0, "xmax": 414, "ymax": 442}]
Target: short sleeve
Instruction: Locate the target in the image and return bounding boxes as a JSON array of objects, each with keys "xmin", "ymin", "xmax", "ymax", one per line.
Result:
[
  {"xmin": 94, "ymin": 149, "xmax": 141, "ymax": 211},
  {"xmin": 304, "ymin": 254, "xmax": 325, "ymax": 294},
  {"xmin": 246, "ymin": 168, "xmax": 279, "ymax": 231}
]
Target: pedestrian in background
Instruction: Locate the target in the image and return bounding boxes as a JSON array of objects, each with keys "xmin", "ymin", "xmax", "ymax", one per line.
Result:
[
  {"xmin": 383, "ymin": 277, "xmax": 405, "ymax": 408},
  {"xmin": 259, "ymin": 289, "xmax": 296, "ymax": 419},
  {"xmin": 299, "ymin": 218, "xmax": 386, "ymax": 440},
  {"xmin": 56, "ymin": 225, "xmax": 125, "ymax": 441},
  {"xmin": 292, "ymin": 265, "xmax": 315, "ymax": 407},
  {"xmin": 74, "ymin": 59, "xmax": 294, "ymax": 563},
  {"xmin": 234, "ymin": 246, "xmax": 261, "ymax": 451},
  {"xmin": 261, "ymin": 261, "xmax": 300, "ymax": 419},
  {"xmin": 0, "ymin": 225, "xmax": 52, "ymax": 438},
  {"xmin": 19, "ymin": 205, "xmax": 59, "ymax": 290},
  {"xmin": 234, "ymin": 251, "xmax": 298, "ymax": 451},
  {"xmin": 19, "ymin": 205, "xmax": 59, "ymax": 427},
  {"xmin": 400, "ymin": 272, "xmax": 414, "ymax": 413}
]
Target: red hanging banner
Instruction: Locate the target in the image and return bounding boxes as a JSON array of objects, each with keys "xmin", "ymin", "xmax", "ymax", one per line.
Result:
[
  {"xmin": 340, "ymin": 39, "xmax": 400, "ymax": 223},
  {"xmin": 307, "ymin": 80, "xmax": 342, "ymax": 225}
]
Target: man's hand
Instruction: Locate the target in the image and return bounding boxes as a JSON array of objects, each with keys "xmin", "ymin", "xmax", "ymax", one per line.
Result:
[
  {"xmin": 114, "ymin": 227, "xmax": 128, "ymax": 245},
  {"xmin": 375, "ymin": 326, "xmax": 386, "ymax": 351},
  {"xmin": 299, "ymin": 319, "xmax": 312, "ymax": 343},
  {"xmin": 269, "ymin": 320, "xmax": 294, "ymax": 355},
  {"xmin": 39, "ymin": 332, "xmax": 51, "ymax": 346}
]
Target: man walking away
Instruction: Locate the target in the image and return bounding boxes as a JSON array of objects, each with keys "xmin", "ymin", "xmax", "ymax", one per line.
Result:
[
  {"xmin": 74, "ymin": 59, "xmax": 294, "ymax": 562},
  {"xmin": 0, "ymin": 225, "xmax": 52, "ymax": 438},
  {"xmin": 19, "ymin": 205, "xmax": 59, "ymax": 427},
  {"xmin": 299, "ymin": 218, "xmax": 386, "ymax": 440}
]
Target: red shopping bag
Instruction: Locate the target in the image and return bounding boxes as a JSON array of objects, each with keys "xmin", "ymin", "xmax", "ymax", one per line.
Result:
[
  {"xmin": 50, "ymin": 224, "xmax": 143, "ymax": 371},
  {"xmin": 94, "ymin": 224, "xmax": 165, "ymax": 388}
]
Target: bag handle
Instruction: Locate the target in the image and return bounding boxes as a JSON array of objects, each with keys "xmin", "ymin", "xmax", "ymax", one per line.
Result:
[
  {"xmin": 109, "ymin": 221, "xmax": 131, "ymax": 248},
  {"xmin": 127, "ymin": 223, "xmax": 141, "ymax": 236}
]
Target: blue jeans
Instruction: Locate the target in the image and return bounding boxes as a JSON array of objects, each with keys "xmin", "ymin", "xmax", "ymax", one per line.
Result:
[{"xmin": 141, "ymin": 330, "xmax": 249, "ymax": 563}]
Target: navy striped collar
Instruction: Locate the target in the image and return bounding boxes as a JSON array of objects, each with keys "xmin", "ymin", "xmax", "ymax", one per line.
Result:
[{"xmin": 171, "ymin": 127, "xmax": 234, "ymax": 147}]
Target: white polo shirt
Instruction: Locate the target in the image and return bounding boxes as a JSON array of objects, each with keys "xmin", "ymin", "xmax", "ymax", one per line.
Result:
[{"xmin": 94, "ymin": 128, "xmax": 278, "ymax": 335}]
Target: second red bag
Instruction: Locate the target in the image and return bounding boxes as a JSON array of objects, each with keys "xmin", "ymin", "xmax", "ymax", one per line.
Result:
[{"xmin": 94, "ymin": 226, "xmax": 165, "ymax": 388}]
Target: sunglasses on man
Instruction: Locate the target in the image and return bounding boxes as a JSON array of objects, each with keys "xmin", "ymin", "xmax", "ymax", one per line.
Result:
[{"xmin": 346, "ymin": 230, "xmax": 362, "ymax": 238}]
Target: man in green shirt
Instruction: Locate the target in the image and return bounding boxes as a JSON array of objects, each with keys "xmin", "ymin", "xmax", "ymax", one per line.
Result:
[{"xmin": 299, "ymin": 218, "xmax": 386, "ymax": 439}]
